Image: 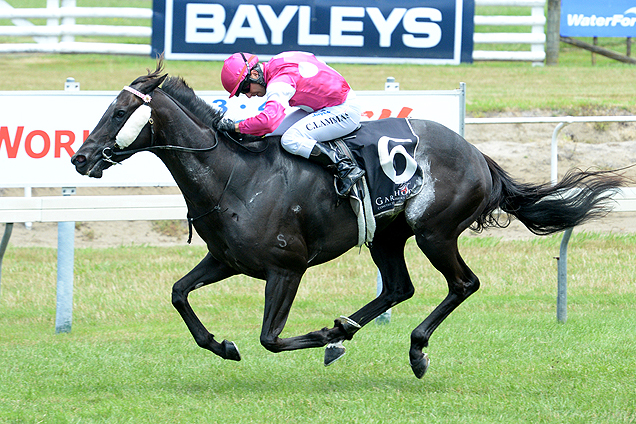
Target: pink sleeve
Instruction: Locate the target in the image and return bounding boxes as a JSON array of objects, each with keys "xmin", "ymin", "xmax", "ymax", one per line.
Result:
[{"xmin": 238, "ymin": 100, "xmax": 287, "ymax": 136}]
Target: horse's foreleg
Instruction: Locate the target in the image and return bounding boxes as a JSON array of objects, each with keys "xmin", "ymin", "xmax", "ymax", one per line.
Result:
[
  {"xmin": 409, "ymin": 234, "xmax": 480, "ymax": 378},
  {"xmin": 171, "ymin": 252, "xmax": 240, "ymax": 360}
]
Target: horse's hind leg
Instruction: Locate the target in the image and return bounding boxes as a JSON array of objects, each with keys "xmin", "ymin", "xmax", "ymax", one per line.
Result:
[
  {"xmin": 256, "ymin": 219, "xmax": 414, "ymax": 361},
  {"xmin": 171, "ymin": 252, "xmax": 241, "ymax": 360},
  {"xmin": 348, "ymin": 218, "xmax": 415, "ymax": 327},
  {"xmin": 321, "ymin": 218, "xmax": 415, "ymax": 364},
  {"xmin": 409, "ymin": 234, "xmax": 480, "ymax": 379}
]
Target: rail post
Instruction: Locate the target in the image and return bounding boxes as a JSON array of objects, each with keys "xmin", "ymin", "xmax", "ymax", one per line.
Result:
[
  {"xmin": 556, "ymin": 228, "xmax": 572, "ymax": 323},
  {"xmin": 55, "ymin": 77, "xmax": 80, "ymax": 334},
  {"xmin": 61, "ymin": 0, "xmax": 76, "ymax": 43},
  {"xmin": 546, "ymin": 0, "xmax": 560, "ymax": 65},
  {"xmin": 375, "ymin": 270, "xmax": 391, "ymax": 325},
  {"xmin": 374, "ymin": 76, "xmax": 400, "ymax": 325},
  {"xmin": 55, "ymin": 187, "xmax": 76, "ymax": 334},
  {"xmin": 45, "ymin": 0, "xmax": 60, "ymax": 44},
  {"xmin": 551, "ymin": 120, "xmax": 573, "ymax": 323},
  {"xmin": 0, "ymin": 223, "xmax": 13, "ymax": 293}
]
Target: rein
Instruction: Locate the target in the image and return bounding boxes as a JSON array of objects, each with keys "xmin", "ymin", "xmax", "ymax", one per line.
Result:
[
  {"xmin": 104, "ymin": 85, "xmax": 265, "ymax": 244},
  {"xmin": 107, "ymin": 85, "xmax": 244, "ymax": 244},
  {"xmin": 222, "ymin": 131, "xmax": 269, "ymax": 154},
  {"xmin": 102, "ymin": 135, "xmax": 220, "ymax": 162},
  {"xmin": 102, "ymin": 86, "xmax": 220, "ymax": 164}
]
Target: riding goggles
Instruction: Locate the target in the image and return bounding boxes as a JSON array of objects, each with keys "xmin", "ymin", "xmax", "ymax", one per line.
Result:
[
  {"xmin": 237, "ymin": 52, "xmax": 255, "ymax": 95},
  {"xmin": 238, "ymin": 76, "xmax": 253, "ymax": 95}
]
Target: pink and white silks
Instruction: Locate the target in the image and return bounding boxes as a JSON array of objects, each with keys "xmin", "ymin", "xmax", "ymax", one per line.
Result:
[{"xmin": 237, "ymin": 51, "xmax": 361, "ymax": 159}]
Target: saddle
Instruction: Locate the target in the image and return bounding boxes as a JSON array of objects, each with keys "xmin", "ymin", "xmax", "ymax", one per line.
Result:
[
  {"xmin": 326, "ymin": 117, "xmax": 424, "ymax": 246},
  {"xmin": 329, "ymin": 118, "xmax": 424, "ymax": 216},
  {"xmin": 221, "ymin": 118, "xmax": 423, "ymax": 246}
]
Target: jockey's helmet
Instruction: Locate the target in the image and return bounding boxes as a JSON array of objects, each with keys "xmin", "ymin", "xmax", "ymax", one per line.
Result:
[{"xmin": 221, "ymin": 53, "xmax": 259, "ymax": 98}]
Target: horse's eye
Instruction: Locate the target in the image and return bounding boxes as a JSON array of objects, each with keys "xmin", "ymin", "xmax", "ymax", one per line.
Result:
[{"xmin": 114, "ymin": 110, "xmax": 126, "ymax": 119}]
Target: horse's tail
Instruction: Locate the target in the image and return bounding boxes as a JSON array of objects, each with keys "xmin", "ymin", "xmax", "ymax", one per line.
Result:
[{"xmin": 474, "ymin": 154, "xmax": 627, "ymax": 235}]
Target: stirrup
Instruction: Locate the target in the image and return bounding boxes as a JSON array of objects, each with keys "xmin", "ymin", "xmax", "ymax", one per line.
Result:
[{"xmin": 335, "ymin": 168, "xmax": 365, "ymax": 198}]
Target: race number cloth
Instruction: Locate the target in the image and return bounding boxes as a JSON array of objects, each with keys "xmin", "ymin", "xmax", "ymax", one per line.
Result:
[{"xmin": 342, "ymin": 118, "xmax": 423, "ymax": 218}]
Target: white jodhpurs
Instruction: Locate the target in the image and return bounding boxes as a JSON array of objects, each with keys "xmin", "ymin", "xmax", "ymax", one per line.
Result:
[{"xmin": 278, "ymin": 92, "xmax": 361, "ymax": 159}]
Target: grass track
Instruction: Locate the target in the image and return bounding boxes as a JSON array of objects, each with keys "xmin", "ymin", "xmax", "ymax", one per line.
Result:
[{"xmin": 1, "ymin": 235, "xmax": 635, "ymax": 423}]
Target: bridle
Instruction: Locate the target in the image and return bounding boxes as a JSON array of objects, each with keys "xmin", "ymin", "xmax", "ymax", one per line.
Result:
[
  {"xmin": 101, "ymin": 84, "xmax": 266, "ymax": 243},
  {"xmin": 101, "ymin": 85, "xmax": 220, "ymax": 164}
]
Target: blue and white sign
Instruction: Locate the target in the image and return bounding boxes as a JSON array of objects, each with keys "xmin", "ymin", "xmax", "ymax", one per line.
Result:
[
  {"xmin": 561, "ymin": 0, "xmax": 636, "ymax": 37},
  {"xmin": 152, "ymin": 0, "xmax": 474, "ymax": 64}
]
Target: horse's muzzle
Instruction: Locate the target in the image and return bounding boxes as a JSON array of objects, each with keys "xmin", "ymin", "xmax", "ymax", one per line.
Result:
[
  {"xmin": 71, "ymin": 153, "xmax": 106, "ymax": 178},
  {"xmin": 71, "ymin": 153, "xmax": 88, "ymax": 173}
]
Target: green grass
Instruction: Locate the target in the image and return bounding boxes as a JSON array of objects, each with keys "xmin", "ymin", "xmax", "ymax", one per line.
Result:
[
  {"xmin": 1, "ymin": 234, "xmax": 635, "ymax": 423},
  {"xmin": 1, "ymin": 54, "xmax": 635, "ymax": 115}
]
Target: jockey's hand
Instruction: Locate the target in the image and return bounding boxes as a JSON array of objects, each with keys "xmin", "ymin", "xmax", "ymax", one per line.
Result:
[{"xmin": 217, "ymin": 118, "xmax": 236, "ymax": 132}]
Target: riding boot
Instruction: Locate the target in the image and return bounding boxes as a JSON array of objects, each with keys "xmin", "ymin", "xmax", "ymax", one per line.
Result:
[{"xmin": 309, "ymin": 142, "xmax": 365, "ymax": 198}]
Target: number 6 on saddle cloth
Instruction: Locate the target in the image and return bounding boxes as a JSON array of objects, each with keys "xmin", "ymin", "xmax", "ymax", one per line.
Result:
[{"xmin": 338, "ymin": 117, "xmax": 425, "ymax": 219}]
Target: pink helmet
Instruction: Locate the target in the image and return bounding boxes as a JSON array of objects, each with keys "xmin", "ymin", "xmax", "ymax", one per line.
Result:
[{"xmin": 221, "ymin": 53, "xmax": 259, "ymax": 98}]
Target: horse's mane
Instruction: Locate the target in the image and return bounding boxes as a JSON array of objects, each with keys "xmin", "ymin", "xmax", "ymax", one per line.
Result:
[
  {"xmin": 160, "ymin": 76, "xmax": 225, "ymax": 129},
  {"xmin": 133, "ymin": 60, "xmax": 266, "ymax": 144}
]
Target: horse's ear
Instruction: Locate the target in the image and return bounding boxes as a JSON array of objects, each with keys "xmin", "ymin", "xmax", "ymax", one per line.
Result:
[
  {"xmin": 141, "ymin": 58, "xmax": 168, "ymax": 93},
  {"xmin": 130, "ymin": 57, "xmax": 169, "ymax": 94},
  {"xmin": 146, "ymin": 72, "xmax": 168, "ymax": 93},
  {"xmin": 132, "ymin": 73, "xmax": 167, "ymax": 96}
]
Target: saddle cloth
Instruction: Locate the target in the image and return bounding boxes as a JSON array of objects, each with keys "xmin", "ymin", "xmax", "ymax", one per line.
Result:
[{"xmin": 334, "ymin": 118, "xmax": 424, "ymax": 219}]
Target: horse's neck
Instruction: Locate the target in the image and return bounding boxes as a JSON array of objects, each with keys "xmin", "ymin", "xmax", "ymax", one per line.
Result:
[
  {"xmin": 150, "ymin": 94, "xmax": 327, "ymax": 216},
  {"xmin": 152, "ymin": 106, "xmax": 234, "ymax": 209}
]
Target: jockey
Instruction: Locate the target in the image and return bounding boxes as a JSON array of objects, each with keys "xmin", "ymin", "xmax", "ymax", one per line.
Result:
[{"xmin": 218, "ymin": 51, "xmax": 364, "ymax": 198}]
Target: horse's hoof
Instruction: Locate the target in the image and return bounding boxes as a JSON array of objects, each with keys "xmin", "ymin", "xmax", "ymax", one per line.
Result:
[
  {"xmin": 324, "ymin": 341, "xmax": 346, "ymax": 366},
  {"xmin": 222, "ymin": 340, "xmax": 241, "ymax": 361},
  {"xmin": 337, "ymin": 315, "xmax": 361, "ymax": 337},
  {"xmin": 410, "ymin": 353, "xmax": 430, "ymax": 379}
]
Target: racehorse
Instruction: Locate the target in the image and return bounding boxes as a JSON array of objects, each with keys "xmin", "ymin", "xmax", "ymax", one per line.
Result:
[{"xmin": 71, "ymin": 61, "xmax": 625, "ymax": 379}]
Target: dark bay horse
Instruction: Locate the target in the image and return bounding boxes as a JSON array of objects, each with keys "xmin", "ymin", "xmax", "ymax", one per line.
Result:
[{"xmin": 71, "ymin": 62, "xmax": 625, "ymax": 379}]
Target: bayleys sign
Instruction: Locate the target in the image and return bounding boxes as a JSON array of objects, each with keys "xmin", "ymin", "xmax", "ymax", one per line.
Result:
[{"xmin": 151, "ymin": 0, "xmax": 474, "ymax": 64}]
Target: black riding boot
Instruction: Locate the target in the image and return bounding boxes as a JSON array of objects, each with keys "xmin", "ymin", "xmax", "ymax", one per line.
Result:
[{"xmin": 309, "ymin": 142, "xmax": 365, "ymax": 198}]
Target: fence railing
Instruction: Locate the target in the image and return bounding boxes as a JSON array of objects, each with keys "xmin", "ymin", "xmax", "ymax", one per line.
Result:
[
  {"xmin": 0, "ymin": 0, "xmax": 546, "ymax": 63},
  {"xmin": 0, "ymin": 0, "xmax": 152, "ymax": 55},
  {"xmin": 467, "ymin": 115, "xmax": 636, "ymax": 323},
  {"xmin": 474, "ymin": 0, "xmax": 546, "ymax": 64}
]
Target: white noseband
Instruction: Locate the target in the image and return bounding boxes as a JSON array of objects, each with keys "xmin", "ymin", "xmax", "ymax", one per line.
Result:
[{"xmin": 115, "ymin": 86, "xmax": 153, "ymax": 148}]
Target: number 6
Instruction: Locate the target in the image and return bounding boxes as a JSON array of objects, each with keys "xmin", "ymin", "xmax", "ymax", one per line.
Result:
[{"xmin": 377, "ymin": 136, "xmax": 418, "ymax": 184}]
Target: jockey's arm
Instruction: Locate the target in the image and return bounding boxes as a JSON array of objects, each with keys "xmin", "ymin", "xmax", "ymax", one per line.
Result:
[{"xmin": 238, "ymin": 81, "xmax": 295, "ymax": 136}]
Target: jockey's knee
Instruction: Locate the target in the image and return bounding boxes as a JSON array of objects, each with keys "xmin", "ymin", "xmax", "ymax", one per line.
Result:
[{"xmin": 281, "ymin": 129, "xmax": 315, "ymax": 159}]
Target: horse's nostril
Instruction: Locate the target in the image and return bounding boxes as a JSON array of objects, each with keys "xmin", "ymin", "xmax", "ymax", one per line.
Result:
[{"xmin": 73, "ymin": 155, "xmax": 86, "ymax": 164}]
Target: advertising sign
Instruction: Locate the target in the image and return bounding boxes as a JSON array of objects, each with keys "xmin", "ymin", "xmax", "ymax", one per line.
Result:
[
  {"xmin": 0, "ymin": 92, "xmax": 176, "ymax": 188},
  {"xmin": 152, "ymin": 0, "xmax": 474, "ymax": 64},
  {"xmin": 561, "ymin": 0, "xmax": 636, "ymax": 37},
  {"xmin": 1, "ymin": 88, "xmax": 464, "ymax": 188}
]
